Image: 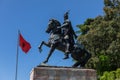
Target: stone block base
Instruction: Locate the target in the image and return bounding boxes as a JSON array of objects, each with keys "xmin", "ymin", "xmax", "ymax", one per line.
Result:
[{"xmin": 30, "ymin": 66, "xmax": 97, "ymax": 80}]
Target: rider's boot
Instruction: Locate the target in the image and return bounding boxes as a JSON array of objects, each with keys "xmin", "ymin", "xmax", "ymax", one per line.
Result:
[
  {"xmin": 63, "ymin": 43, "xmax": 70, "ymax": 59},
  {"xmin": 63, "ymin": 52, "xmax": 69, "ymax": 59}
]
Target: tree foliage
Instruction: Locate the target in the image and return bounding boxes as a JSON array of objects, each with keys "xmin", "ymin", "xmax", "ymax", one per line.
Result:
[
  {"xmin": 100, "ymin": 68, "xmax": 120, "ymax": 80},
  {"xmin": 77, "ymin": 0, "xmax": 120, "ymax": 77}
]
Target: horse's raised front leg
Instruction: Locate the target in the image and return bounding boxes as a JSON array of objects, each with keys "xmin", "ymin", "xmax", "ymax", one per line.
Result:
[
  {"xmin": 43, "ymin": 45, "xmax": 56, "ymax": 63},
  {"xmin": 38, "ymin": 41, "xmax": 50, "ymax": 53}
]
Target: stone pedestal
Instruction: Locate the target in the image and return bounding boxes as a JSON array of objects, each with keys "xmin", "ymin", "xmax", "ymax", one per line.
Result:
[{"xmin": 30, "ymin": 66, "xmax": 97, "ymax": 80}]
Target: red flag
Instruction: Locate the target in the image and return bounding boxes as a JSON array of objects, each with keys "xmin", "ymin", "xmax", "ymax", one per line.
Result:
[{"xmin": 19, "ymin": 33, "xmax": 31, "ymax": 53}]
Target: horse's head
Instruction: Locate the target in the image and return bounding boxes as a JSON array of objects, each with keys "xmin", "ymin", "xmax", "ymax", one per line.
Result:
[{"xmin": 46, "ymin": 19, "xmax": 61, "ymax": 33}]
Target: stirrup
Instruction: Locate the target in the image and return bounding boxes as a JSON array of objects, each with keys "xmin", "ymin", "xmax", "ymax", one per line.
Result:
[
  {"xmin": 65, "ymin": 50, "xmax": 70, "ymax": 53},
  {"xmin": 63, "ymin": 55, "xmax": 69, "ymax": 59}
]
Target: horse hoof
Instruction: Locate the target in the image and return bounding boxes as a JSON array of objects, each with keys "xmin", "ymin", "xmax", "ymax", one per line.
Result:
[
  {"xmin": 43, "ymin": 60, "xmax": 48, "ymax": 63},
  {"xmin": 72, "ymin": 66, "xmax": 77, "ymax": 68},
  {"xmin": 37, "ymin": 63, "xmax": 48, "ymax": 67},
  {"xmin": 38, "ymin": 48, "xmax": 42, "ymax": 53}
]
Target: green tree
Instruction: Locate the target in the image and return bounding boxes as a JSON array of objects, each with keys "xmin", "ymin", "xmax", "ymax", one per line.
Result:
[
  {"xmin": 77, "ymin": 0, "xmax": 120, "ymax": 77},
  {"xmin": 100, "ymin": 68, "xmax": 120, "ymax": 80}
]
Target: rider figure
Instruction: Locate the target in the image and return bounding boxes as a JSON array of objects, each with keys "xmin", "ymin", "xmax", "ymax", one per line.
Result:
[{"xmin": 61, "ymin": 11, "xmax": 77, "ymax": 59}]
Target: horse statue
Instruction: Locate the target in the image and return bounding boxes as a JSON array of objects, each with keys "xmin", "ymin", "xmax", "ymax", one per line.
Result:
[{"xmin": 38, "ymin": 19, "xmax": 91, "ymax": 67}]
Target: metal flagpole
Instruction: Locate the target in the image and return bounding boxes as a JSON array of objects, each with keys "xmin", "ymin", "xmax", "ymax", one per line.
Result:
[{"xmin": 15, "ymin": 30, "xmax": 20, "ymax": 80}]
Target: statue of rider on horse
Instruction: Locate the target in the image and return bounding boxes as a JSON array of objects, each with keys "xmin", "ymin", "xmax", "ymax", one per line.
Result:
[{"xmin": 38, "ymin": 11, "xmax": 91, "ymax": 68}]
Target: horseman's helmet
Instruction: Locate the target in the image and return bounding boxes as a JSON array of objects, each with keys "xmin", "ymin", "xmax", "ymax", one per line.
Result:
[{"xmin": 64, "ymin": 11, "xmax": 69, "ymax": 20}]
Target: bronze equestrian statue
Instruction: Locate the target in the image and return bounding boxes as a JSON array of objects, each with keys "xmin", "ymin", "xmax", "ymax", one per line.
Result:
[{"xmin": 38, "ymin": 12, "xmax": 91, "ymax": 67}]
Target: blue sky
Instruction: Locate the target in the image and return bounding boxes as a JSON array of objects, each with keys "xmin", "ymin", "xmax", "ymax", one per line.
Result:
[{"xmin": 0, "ymin": 0, "xmax": 104, "ymax": 80}]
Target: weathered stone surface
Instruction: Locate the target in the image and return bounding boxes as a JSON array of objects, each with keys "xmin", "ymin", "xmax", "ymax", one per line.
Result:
[{"xmin": 30, "ymin": 66, "xmax": 97, "ymax": 80}]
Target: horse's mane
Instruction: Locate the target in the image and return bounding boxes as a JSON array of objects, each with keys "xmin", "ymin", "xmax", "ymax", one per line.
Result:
[{"xmin": 53, "ymin": 19, "xmax": 61, "ymax": 26}]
